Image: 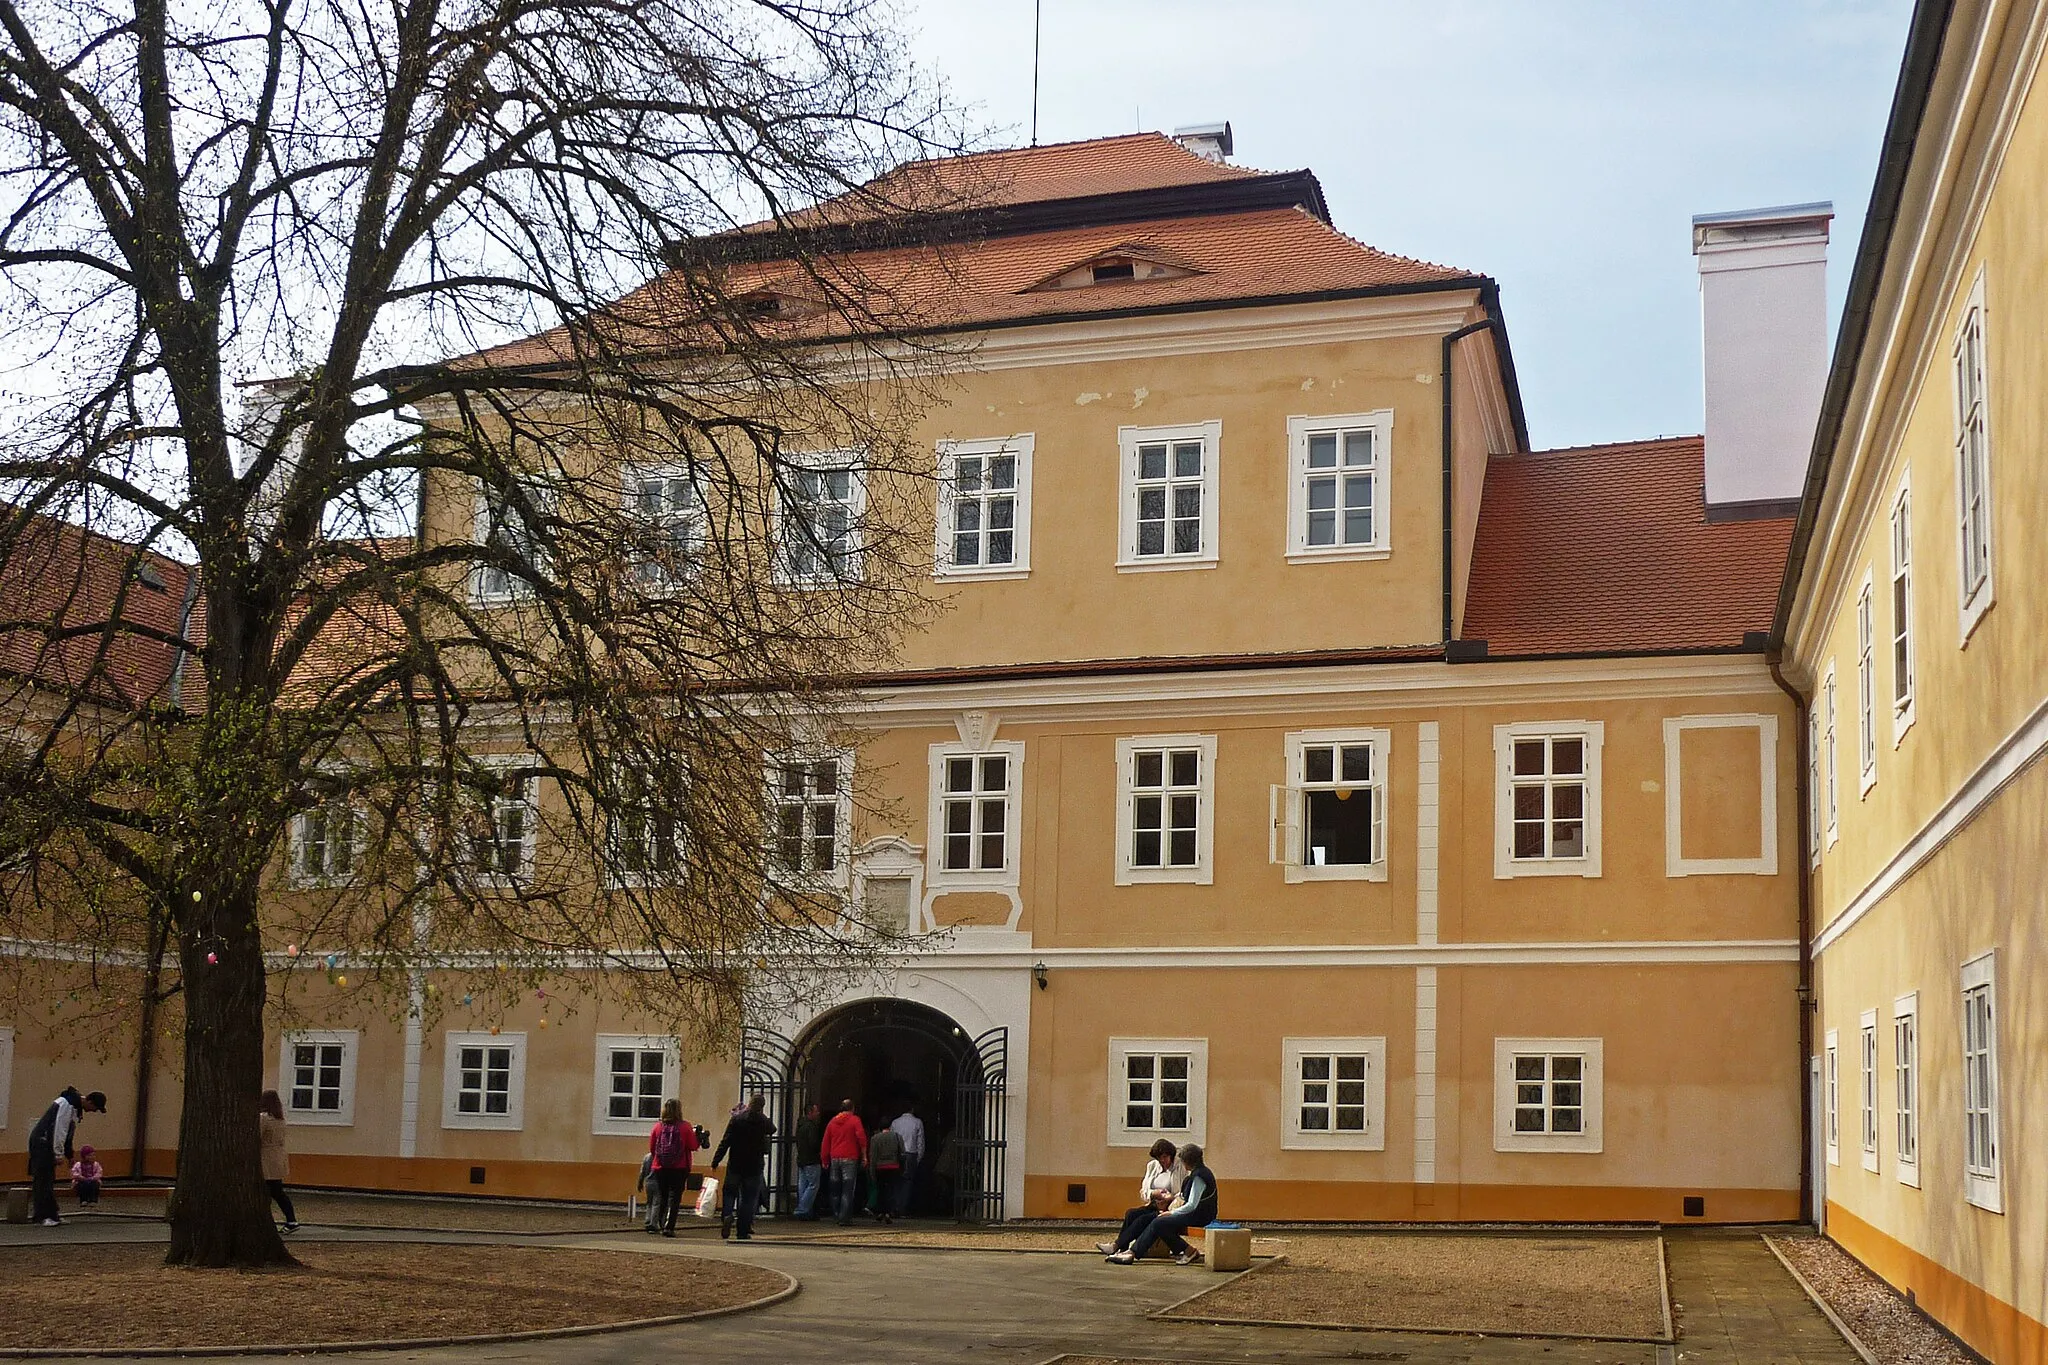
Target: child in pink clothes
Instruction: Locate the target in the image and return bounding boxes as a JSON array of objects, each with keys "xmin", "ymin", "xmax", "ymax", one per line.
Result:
[{"xmin": 70, "ymin": 1146, "xmax": 103, "ymax": 1206}]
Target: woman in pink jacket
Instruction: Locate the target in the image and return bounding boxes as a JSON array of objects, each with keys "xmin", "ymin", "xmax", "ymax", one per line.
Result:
[{"xmin": 647, "ymin": 1098, "xmax": 698, "ymax": 1237}]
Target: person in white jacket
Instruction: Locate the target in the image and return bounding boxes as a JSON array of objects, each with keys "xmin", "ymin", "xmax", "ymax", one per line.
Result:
[{"xmin": 1097, "ymin": 1139, "xmax": 1182, "ymax": 1255}]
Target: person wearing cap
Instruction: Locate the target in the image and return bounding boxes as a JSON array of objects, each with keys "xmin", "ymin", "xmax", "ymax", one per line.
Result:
[{"xmin": 28, "ymin": 1087, "xmax": 106, "ymax": 1226}]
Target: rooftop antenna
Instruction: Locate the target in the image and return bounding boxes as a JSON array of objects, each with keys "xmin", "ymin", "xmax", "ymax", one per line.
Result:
[{"xmin": 1030, "ymin": 0, "xmax": 1042, "ymax": 146}]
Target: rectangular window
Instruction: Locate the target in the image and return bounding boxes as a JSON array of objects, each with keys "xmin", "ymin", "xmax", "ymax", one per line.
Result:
[
  {"xmin": 1493, "ymin": 722, "xmax": 1603, "ymax": 878},
  {"xmin": 473, "ymin": 479, "xmax": 550, "ymax": 601},
  {"xmin": 1108, "ymin": 1037, "xmax": 1207, "ymax": 1146},
  {"xmin": 1961, "ymin": 952, "xmax": 2001, "ymax": 1211},
  {"xmin": 292, "ymin": 776, "xmax": 358, "ymax": 887},
  {"xmin": 623, "ymin": 466, "xmax": 700, "ymax": 590},
  {"xmin": 927, "ymin": 740, "xmax": 1024, "ymax": 889},
  {"xmin": 1493, "ymin": 1038, "xmax": 1602, "ymax": 1153},
  {"xmin": 1117, "ymin": 421, "xmax": 1221, "ymax": 569},
  {"xmin": 1286, "ymin": 411, "xmax": 1393, "ymax": 559},
  {"xmin": 1115, "ymin": 735, "xmax": 1215, "ymax": 884},
  {"xmin": 1824, "ymin": 1029, "xmax": 1839, "ymax": 1165},
  {"xmin": 1808, "ymin": 710, "xmax": 1822, "ymax": 867},
  {"xmin": 769, "ymin": 754, "xmax": 850, "ymax": 884},
  {"xmin": 1273, "ymin": 729, "xmax": 1389, "ymax": 883},
  {"xmin": 443, "ymin": 1030, "xmax": 526, "ymax": 1130},
  {"xmin": 278, "ymin": 1030, "xmax": 357, "ymax": 1126},
  {"xmin": 607, "ymin": 766, "xmax": 683, "ymax": 884},
  {"xmin": 1859, "ymin": 1011, "xmax": 1879, "ymax": 1171},
  {"xmin": 1857, "ymin": 580, "xmax": 1877, "ymax": 794},
  {"xmin": 1893, "ymin": 993, "xmax": 1919, "ymax": 1187},
  {"xmin": 467, "ymin": 765, "xmax": 537, "ymax": 880},
  {"xmin": 780, "ymin": 458, "xmax": 864, "ymax": 583},
  {"xmin": 1822, "ymin": 667, "xmax": 1839, "ymax": 846},
  {"xmin": 1282, "ymin": 1037, "xmax": 1387, "ymax": 1150},
  {"xmin": 936, "ymin": 436, "xmax": 1033, "ymax": 578},
  {"xmin": 1953, "ymin": 272, "xmax": 1993, "ymax": 637},
  {"xmin": 591, "ymin": 1035, "xmax": 679, "ymax": 1136},
  {"xmin": 1890, "ymin": 482, "xmax": 1915, "ymax": 736}
]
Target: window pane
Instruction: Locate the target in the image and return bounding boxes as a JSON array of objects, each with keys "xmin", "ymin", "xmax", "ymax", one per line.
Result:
[
  {"xmin": 1304, "ymin": 746, "xmax": 1334, "ymax": 784},
  {"xmin": 947, "ymin": 757, "xmax": 974, "ymax": 793},
  {"xmin": 1340, "ymin": 746, "xmax": 1372, "ymax": 783},
  {"xmin": 1306, "ymin": 477, "xmax": 1336, "ymax": 511},
  {"xmin": 1127, "ymin": 1056, "xmax": 1154, "ymax": 1080},
  {"xmin": 1127, "ymin": 1105, "xmax": 1152, "ymax": 1129},
  {"xmin": 1513, "ymin": 740, "xmax": 1546, "ymax": 776},
  {"xmin": 1168, "ymin": 828, "xmax": 1197, "ymax": 865},
  {"xmin": 987, "ymin": 530, "xmax": 1013, "ymax": 564},
  {"xmin": 1551, "ymin": 738, "xmax": 1584, "ymax": 775},
  {"xmin": 1337, "ymin": 1055, "xmax": 1366, "ymax": 1081},
  {"xmin": 1134, "ymin": 751, "xmax": 1162, "ymax": 788},
  {"xmin": 989, "ymin": 455, "xmax": 1016, "ymax": 490},
  {"xmin": 1515, "ymin": 1056, "xmax": 1545, "ymax": 1081},
  {"xmin": 1343, "ymin": 429, "xmax": 1373, "ymax": 466},
  {"xmin": 1513, "ymin": 785, "xmax": 1544, "ymax": 820},
  {"xmin": 1133, "ymin": 830, "xmax": 1161, "ymax": 866},
  {"xmin": 1160, "ymin": 1055, "xmax": 1189, "ymax": 1080},
  {"xmin": 1160, "ymin": 1105, "xmax": 1188, "ymax": 1129},
  {"xmin": 953, "ymin": 500, "xmax": 981, "ymax": 533},
  {"xmin": 1138, "ymin": 444, "xmax": 1167, "ymax": 479},
  {"xmin": 1552, "ymin": 1056, "xmax": 1582, "ymax": 1080},
  {"xmin": 1301, "ymin": 1107, "xmax": 1329, "ymax": 1130},
  {"xmin": 955, "ymin": 456, "xmax": 982, "ymax": 492},
  {"xmin": 981, "ymin": 756, "xmax": 1007, "ymax": 790},
  {"xmin": 1300, "ymin": 1055, "xmax": 1330, "ymax": 1080},
  {"xmin": 1514, "ymin": 1108, "xmax": 1545, "ymax": 1132},
  {"xmin": 1173, "ymin": 442, "xmax": 1203, "ymax": 478},
  {"xmin": 1169, "ymin": 750, "xmax": 1199, "ymax": 787},
  {"xmin": 1137, "ymin": 522, "xmax": 1164, "ymax": 556},
  {"xmin": 1307, "ymin": 434, "xmax": 1337, "ymax": 468},
  {"xmin": 1133, "ymin": 794, "xmax": 1162, "ymax": 831},
  {"xmin": 988, "ymin": 497, "xmax": 1014, "ymax": 530}
]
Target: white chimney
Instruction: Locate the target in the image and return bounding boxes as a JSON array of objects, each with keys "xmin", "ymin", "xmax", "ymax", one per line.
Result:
[
  {"xmin": 1172, "ymin": 121, "xmax": 1233, "ymax": 163},
  {"xmin": 1691, "ymin": 203, "xmax": 1832, "ymax": 512}
]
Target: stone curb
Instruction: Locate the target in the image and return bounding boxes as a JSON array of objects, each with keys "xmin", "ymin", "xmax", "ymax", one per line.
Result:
[
  {"xmin": 1148, "ymin": 1251, "xmax": 1288, "ymax": 1320},
  {"xmin": 1761, "ymin": 1234, "xmax": 1880, "ymax": 1365},
  {"xmin": 0, "ymin": 1258, "xmax": 799, "ymax": 1358},
  {"xmin": 1657, "ymin": 1233, "xmax": 1676, "ymax": 1343}
]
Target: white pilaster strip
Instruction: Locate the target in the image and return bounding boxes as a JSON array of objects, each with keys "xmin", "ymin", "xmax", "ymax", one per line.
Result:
[
  {"xmin": 1414, "ymin": 965, "xmax": 1438, "ymax": 1186},
  {"xmin": 399, "ymin": 972, "xmax": 423, "ymax": 1159},
  {"xmin": 1414, "ymin": 721, "xmax": 1440, "ymax": 1187}
]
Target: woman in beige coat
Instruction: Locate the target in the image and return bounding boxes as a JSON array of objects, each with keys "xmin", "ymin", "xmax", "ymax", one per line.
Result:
[{"xmin": 259, "ymin": 1091, "xmax": 298, "ymax": 1232}]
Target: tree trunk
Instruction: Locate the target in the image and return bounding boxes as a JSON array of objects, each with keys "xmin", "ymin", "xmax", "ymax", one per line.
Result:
[{"xmin": 165, "ymin": 888, "xmax": 292, "ymax": 1267}]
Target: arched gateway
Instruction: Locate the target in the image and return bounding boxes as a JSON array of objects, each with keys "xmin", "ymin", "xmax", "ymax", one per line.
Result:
[{"xmin": 741, "ymin": 999, "xmax": 1007, "ymax": 1221}]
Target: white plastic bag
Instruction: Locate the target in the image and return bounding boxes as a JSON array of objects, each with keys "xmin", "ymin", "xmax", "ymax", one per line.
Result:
[{"xmin": 692, "ymin": 1176, "xmax": 719, "ymax": 1218}]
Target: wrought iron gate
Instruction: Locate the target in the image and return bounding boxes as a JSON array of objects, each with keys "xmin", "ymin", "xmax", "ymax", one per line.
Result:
[
  {"xmin": 739, "ymin": 1025, "xmax": 798, "ymax": 1214},
  {"xmin": 954, "ymin": 1026, "xmax": 1008, "ymax": 1223}
]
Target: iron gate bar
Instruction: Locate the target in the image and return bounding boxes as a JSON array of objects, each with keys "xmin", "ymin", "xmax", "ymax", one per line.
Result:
[
  {"xmin": 955, "ymin": 1026, "xmax": 1008, "ymax": 1223},
  {"xmin": 738, "ymin": 1024, "xmax": 798, "ymax": 1216}
]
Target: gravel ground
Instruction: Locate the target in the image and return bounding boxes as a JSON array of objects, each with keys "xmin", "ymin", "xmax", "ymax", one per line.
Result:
[
  {"xmin": 0, "ymin": 1243, "xmax": 783, "ymax": 1349},
  {"xmin": 1163, "ymin": 1232, "xmax": 1668, "ymax": 1340},
  {"xmin": 75, "ymin": 1188, "xmax": 636, "ymax": 1233},
  {"xmin": 1769, "ymin": 1233, "xmax": 1977, "ymax": 1364},
  {"xmin": 770, "ymin": 1224, "xmax": 1296, "ymax": 1255}
]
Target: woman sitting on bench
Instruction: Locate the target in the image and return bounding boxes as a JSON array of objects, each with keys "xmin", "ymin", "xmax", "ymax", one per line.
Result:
[
  {"xmin": 1097, "ymin": 1138, "xmax": 1181, "ymax": 1256},
  {"xmin": 1108, "ymin": 1143, "xmax": 1216, "ymax": 1266}
]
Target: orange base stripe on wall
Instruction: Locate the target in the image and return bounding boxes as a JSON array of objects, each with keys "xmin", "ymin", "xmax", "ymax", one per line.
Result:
[
  {"xmin": 1024, "ymin": 1176, "xmax": 1798, "ymax": 1224},
  {"xmin": 1825, "ymin": 1201, "xmax": 2047, "ymax": 1364}
]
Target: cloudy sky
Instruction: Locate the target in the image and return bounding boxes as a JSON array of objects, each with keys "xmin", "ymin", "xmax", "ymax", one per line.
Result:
[{"xmin": 901, "ymin": 0, "xmax": 1914, "ymax": 451}]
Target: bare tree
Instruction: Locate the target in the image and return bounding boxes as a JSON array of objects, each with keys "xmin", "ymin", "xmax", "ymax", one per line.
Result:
[{"xmin": 0, "ymin": 0, "xmax": 975, "ymax": 1266}]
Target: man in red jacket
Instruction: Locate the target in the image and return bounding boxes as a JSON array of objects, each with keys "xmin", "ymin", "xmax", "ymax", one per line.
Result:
[{"xmin": 819, "ymin": 1098, "xmax": 868, "ymax": 1226}]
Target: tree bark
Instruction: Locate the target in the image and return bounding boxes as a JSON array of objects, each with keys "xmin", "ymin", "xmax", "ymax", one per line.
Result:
[{"xmin": 165, "ymin": 889, "xmax": 292, "ymax": 1267}]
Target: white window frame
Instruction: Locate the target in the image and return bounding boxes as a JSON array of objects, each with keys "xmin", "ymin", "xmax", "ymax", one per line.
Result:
[
  {"xmin": 925, "ymin": 740, "xmax": 1025, "ymax": 891},
  {"xmin": 1952, "ymin": 270, "xmax": 1994, "ymax": 642},
  {"xmin": 1281, "ymin": 1037, "xmax": 1387, "ymax": 1151},
  {"xmin": 1889, "ymin": 480, "xmax": 1916, "ymax": 742},
  {"xmin": 289, "ymin": 771, "xmax": 361, "ymax": 888},
  {"xmin": 1284, "ymin": 411, "xmax": 1393, "ymax": 562},
  {"xmin": 604, "ymin": 761, "xmax": 686, "ymax": 888},
  {"xmin": 1961, "ymin": 951, "xmax": 2001, "ymax": 1213},
  {"xmin": 1493, "ymin": 1038, "xmax": 1602, "ymax": 1153},
  {"xmin": 1114, "ymin": 734, "xmax": 1216, "ymax": 886},
  {"xmin": 465, "ymin": 756, "xmax": 539, "ymax": 884},
  {"xmin": 591, "ymin": 1034, "xmax": 681, "ymax": 1137},
  {"xmin": 1273, "ymin": 728, "xmax": 1390, "ymax": 883},
  {"xmin": 0, "ymin": 1026, "xmax": 14, "ymax": 1129},
  {"xmin": 1859, "ymin": 1010, "xmax": 1879, "ymax": 1172},
  {"xmin": 1116, "ymin": 420, "xmax": 1221, "ymax": 571},
  {"xmin": 1822, "ymin": 666, "xmax": 1839, "ymax": 847},
  {"xmin": 621, "ymin": 463, "xmax": 703, "ymax": 593},
  {"xmin": 1662, "ymin": 714, "xmax": 1779, "ymax": 878},
  {"xmin": 1893, "ymin": 992, "xmax": 1919, "ymax": 1188},
  {"xmin": 1807, "ymin": 709, "xmax": 1822, "ymax": 868},
  {"xmin": 471, "ymin": 477, "xmax": 551, "ymax": 603},
  {"xmin": 776, "ymin": 450, "xmax": 866, "ymax": 586},
  {"xmin": 766, "ymin": 749, "xmax": 854, "ymax": 890},
  {"xmin": 1856, "ymin": 577, "xmax": 1877, "ymax": 796},
  {"xmin": 278, "ymin": 1029, "xmax": 359, "ymax": 1127},
  {"xmin": 1824, "ymin": 1029, "xmax": 1839, "ymax": 1166},
  {"xmin": 1107, "ymin": 1037, "xmax": 1208, "ymax": 1148},
  {"xmin": 1492, "ymin": 721, "xmax": 1603, "ymax": 879},
  {"xmin": 935, "ymin": 436, "xmax": 1033, "ymax": 581},
  {"xmin": 442, "ymin": 1030, "xmax": 527, "ymax": 1131}
]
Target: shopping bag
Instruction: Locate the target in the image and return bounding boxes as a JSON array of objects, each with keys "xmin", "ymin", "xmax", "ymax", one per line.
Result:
[{"xmin": 692, "ymin": 1176, "xmax": 720, "ymax": 1217}]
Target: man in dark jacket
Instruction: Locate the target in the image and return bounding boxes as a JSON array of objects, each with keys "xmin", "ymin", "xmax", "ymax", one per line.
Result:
[
  {"xmin": 1110, "ymin": 1142, "xmax": 1217, "ymax": 1266},
  {"xmin": 27, "ymin": 1088, "xmax": 106, "ymax": 1226},
  {"xmin": 791, "ymin": 1102, "xmax": 825, "ymax": 1220},
  {"xmin": 709, "ymin": 1093, "xmax": 776, "ymax": 1240}
]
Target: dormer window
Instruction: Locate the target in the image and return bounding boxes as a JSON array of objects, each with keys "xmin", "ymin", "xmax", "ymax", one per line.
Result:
[
  {"xmin": 1026, "ymin": 247, "xmax": 1200, "ymax": 293},
  {"xmin": 731, "ymin": 288, "xmax": 820, "ymax": 321}
]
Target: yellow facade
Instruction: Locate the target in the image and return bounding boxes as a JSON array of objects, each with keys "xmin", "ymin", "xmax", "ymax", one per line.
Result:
[{"xmin": 1781, "ymin": 1, "xmax": 2048, "ymax": 1357}]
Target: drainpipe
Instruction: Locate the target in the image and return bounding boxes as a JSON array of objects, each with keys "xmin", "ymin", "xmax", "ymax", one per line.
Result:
[
  {"xmin": 1440, "ymin": 315, "xmax": 1497, "ymax": 647},
  {"xmin": 1770, "ymin": 656, "xmax": 1816, "ymax": 1226}
]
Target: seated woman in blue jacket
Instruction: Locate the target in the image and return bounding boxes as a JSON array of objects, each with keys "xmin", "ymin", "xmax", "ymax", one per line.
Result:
[{"xmin": 1106, "ymin": 1142, "xmax": 1216, "ymax": 1266}]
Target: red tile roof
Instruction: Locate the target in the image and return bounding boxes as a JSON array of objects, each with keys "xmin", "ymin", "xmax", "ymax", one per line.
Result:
[
  {"xmin": 1461, "ymin": 437, "xmax": 1793, "ymax": 656},
  {"xmin": 465, "ymin": 206, "xmax": 1474, "ymax": 372},
  {"xmin": 0, "ymin": 514, "xmax": 198, "ymax": 708}
]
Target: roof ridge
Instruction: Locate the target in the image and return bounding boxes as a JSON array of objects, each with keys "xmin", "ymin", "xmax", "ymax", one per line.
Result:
[
  {"xmin": 1281, "ymin": 206, "xmax": 1474, "ymax": 280},
  {"xmin": 1516, "ymin": 434, "xmax": 1705, "ymax": 459}
]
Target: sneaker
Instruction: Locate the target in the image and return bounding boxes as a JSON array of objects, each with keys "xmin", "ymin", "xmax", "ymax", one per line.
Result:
[
  {"xmin": 282, "ymin": 1222, "xmax": 300, "ymax": 1233},
  {"xmin": 40, "ymin": 1218, "xmax": 60, "ymax": 1227},
  {"xmin": 1173, "ymin": 1248, "xmax": 1204, "ymax": 1266},
  {"xmin": 1094, "ymin": 1241, "xmax": 1117, "ymax": 1254},
  {"xmin": 1106, "ymin": 1249, "xmax": 1135, "ymax": 1265}
]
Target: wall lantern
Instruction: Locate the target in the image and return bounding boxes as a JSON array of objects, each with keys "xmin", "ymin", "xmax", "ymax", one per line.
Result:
[{"xmin": 1032, "ymin": 961, "xmax": 1048, "ymax": 991}]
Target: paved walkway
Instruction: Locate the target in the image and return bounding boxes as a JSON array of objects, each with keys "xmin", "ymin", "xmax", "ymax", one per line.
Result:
[
  {"xmin": 0, "ymin": 1218, "xmax": 1863, "ymax": 1365},
  {"xmin": 1665, "ymin": 1230, "xmax": 1863, "ymax": 1365}
]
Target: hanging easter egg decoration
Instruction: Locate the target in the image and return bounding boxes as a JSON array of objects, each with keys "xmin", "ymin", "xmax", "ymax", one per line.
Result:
[
  {"xmin": 489, "ymin": 1024, "xmax": 501, "ymax": 1036},
  {"xmin": 535, "ymin": 988, "xmax": 546, "ymax": 1000},
  {"xmin": 538, "ymin": 1017, "xmax": 549, "ymax": 1029},
  {"xmin": 325, "ymin": 954, "xmax": 338, "ymax": 970},
  {"xmin": 192, "ymin": 890, "xmax": 202, "ymax": 902},
  {"xmin": 425, "ymin": 983, "xmax": 438, "ymax": 999},
  {"xmin": 205, "ymin": 951, "xmax": 218, "ymax": 965},
  {"xmin": 286, "ymin": 944, "xmax": 300, "ymax": 958},
  {"xmin": 335, "ymin": 974, "xmax": 348, "ymax": 987},
  {"xmin": 461, "ymin": 993, "xmax": 473, "ymax": 1006}
]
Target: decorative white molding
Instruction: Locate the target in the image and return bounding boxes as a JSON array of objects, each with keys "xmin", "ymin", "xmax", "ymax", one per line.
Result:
[
  {"xmin": 1662, "ymin": 714, "xmax": 1780, "ymax": 877},
  {"xmin": 1413, "ymin": 967, "xmax": 1437, "ymax": 1184},
  {"xmin": 1416, "ymin": 723, "xmax": 1440, "ymax": 945},
  {"xmin": 954, "ymin": 710, "xmax": 1001, "ymax": 750}
]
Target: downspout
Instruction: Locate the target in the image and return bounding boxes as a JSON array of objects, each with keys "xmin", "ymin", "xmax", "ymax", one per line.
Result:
[
  {"xmin": 1440, "ymin": 315, "xmax": 1497, "ymax": 646},
  {"xmin": 1770, "ymin": 656, "xmax": 1816, "ymax": 1226}
]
